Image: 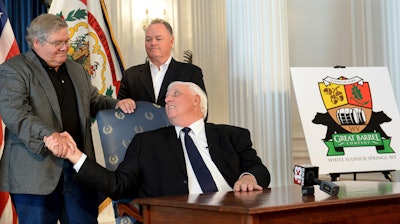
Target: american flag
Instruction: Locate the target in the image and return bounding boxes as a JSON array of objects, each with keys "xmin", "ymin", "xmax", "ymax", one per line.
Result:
[{"xmin": 0, "ymin": 0, "xmax": 20, "ymax": 223}]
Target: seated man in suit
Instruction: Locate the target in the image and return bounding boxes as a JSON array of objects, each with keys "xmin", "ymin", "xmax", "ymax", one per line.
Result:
[{"xmin": 45, "ymin": 81, "xmax": 270, "ymax": 199}]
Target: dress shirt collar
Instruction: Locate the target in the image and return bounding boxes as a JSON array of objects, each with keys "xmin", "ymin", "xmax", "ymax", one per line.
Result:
[
  {"xmin": 174, "ymin": 119, "xmax": 205, "ymax": 139},
  {"xmin": 149, "ymin": 55, "xmax": 172, "ymax": 70}
]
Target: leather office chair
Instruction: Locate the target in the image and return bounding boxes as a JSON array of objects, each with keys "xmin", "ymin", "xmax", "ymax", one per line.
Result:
[{"xmin": 96, "ymin": 101, "xmax": 171, "ymax": 223}]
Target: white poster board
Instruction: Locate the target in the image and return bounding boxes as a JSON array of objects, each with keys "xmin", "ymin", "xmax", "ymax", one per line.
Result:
[{"xmin": 291, "ymin": 67, "xmax": 400, "ymax": 174}]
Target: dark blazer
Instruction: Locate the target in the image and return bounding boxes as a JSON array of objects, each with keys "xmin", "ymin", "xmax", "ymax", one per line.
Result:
[
  {"xmin": 0, "ymin": 50, "xmax": 118, "ymax": 195},
  {"xmin": 117, "ymin": 58, "xmax": 206, "ymax": 107},
  {"xmin": 75, "ymin": 123, "xmax": 271, "ymax": 200}
]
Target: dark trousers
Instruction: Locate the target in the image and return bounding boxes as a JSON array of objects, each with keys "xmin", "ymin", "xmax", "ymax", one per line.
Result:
[{"xmin": 11, "ymin": 160, "xmax": 98, "ymax": 224}]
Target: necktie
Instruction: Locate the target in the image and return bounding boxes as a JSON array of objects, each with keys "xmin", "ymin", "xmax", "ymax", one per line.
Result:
[{"xmin": 182, "ymin": 127, "xmax": 218, "ymax": 192}]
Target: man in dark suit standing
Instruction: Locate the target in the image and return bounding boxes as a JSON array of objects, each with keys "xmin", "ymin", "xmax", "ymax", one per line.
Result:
[
  {"xmin": 45, "ymin": 81, "xmax": 270, "ymax": 199},
  {"xmin": 117, "ymin": 19, "xmax": 206, "ymax": 109}
]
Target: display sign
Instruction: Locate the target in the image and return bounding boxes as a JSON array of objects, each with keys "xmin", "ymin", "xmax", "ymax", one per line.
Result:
[{"xmin": 291, "ymin": 67, "xmax": 400, "ymax": 174}]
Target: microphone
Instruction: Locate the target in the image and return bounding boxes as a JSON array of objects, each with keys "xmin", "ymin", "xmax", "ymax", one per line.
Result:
[
  {"xmin": 293, "ymin": 164, "xmax": 339, "ymax": 196},
  {"xmin": 315, "ymin": 179, "xmax": 340, "ymax": 197},
  {"xmin": 293, "ymin": 164, "xmax": 319, "ymax": 186}
]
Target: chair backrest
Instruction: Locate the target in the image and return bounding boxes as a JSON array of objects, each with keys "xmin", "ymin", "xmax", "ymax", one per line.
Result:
[{"xmin": 96, "ymin": 101, "xmax": 171, "ymax": 171}]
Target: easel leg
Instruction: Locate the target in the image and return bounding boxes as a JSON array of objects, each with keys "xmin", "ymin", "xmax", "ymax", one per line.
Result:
[
  {"xmin": 330, "ymin": 171, "xmax": 394, "ymax": 181},
  {"xmin": 382, "ymin": 171, "xmax": 393, "ymax": 182},
  {"xmin": 330, "ymin": 173, "xmax": 340, "ymax": 181}
]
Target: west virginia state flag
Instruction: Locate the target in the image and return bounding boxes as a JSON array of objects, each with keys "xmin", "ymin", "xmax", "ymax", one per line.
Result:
[
  {"xmin": 49, "ymin": 0, "xmax": 125, "ymax": 98},
  {"xmin": 0, "ymin": 0, "xmax": 20, "ymax": 223},
  {"xmin": 49, "ymin": 1, "xmax": 126, "ymax": 223}
]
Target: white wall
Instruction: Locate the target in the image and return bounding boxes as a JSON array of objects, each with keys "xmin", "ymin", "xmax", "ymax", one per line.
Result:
[{"xmin": 288, "ymin": 0, "xmax": 354, "ymax": 166}]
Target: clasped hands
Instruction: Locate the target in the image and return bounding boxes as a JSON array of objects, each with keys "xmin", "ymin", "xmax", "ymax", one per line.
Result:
[{"xmin": 44, "ymin": 132, "xmax": 82, "ymax": 164}]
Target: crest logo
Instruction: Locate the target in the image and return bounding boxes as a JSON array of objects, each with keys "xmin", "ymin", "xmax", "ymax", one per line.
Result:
[
  {"xmin": 313, "ymin": 76, "xmax": 394, "ymax": 156},
  {"xmin": 54, "ymin": 7, "xmax": 119, "ymax": 97},
  {"xmin": 54, "ymin": 9, "xmax": 92, "ymax": 76}
]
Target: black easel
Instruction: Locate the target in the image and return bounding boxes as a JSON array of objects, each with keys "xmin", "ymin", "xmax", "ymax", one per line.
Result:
[{"xmin": 329, "ymin": 170, "xmax": 394, "ymax": 182}]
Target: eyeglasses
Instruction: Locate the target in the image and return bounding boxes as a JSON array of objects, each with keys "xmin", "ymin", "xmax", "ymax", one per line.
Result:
[{"xmin": 45, "ymin": 39, "xmax": 71, "ymax": 48}]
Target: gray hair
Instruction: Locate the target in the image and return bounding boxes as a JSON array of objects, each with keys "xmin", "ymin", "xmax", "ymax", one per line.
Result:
[
  {"xmin": 149, "ymin": 18, "xmax": 173, "ymax": 36},
  {"xmin": 168, "ymin": 81, "xmax": 208, "ymax": 118},
  {"xmin": 26, "ymin": 14, "xmax": 68, "ymax": 48}
]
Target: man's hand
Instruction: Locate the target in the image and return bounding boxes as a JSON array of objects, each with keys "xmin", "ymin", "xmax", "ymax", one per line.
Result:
[
  {"xmin": 44, "ymin": 132, "xmax": 83, "ymax": 164},
  {"xmin": 44, "ymin": 132, "xmax": 76, "ymax": 158},
  {"xmin": 233, "ymin": 174, "xmax": 263, "ymax": 192},
  {"xmin": 116, "ymin": 98, "xmax": 136, "ymax": 114}
]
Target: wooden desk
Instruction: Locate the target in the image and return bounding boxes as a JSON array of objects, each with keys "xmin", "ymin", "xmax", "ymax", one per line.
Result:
[{"xmin": 134, "ymin": 181, "xmax": 400, "ymax": 223}]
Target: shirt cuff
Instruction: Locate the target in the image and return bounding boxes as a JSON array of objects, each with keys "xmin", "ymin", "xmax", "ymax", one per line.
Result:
[
  {"xmin": 239, "ymin": 172, "xmax": 257, "ymax": 183},
  {"xmin": 73, "ymin": 153, "xmax": 87, "ymax": 172}
]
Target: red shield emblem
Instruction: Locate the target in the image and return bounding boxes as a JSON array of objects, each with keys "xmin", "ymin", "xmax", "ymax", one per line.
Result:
[{"xmin": 318, "ymin": 76, "xmax": 372, "ymax": 133}]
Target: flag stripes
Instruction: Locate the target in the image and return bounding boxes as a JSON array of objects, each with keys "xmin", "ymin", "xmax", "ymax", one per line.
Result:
[{"xmin": 0, "ymin": 0, "xmax": 20, "ymax": 223}]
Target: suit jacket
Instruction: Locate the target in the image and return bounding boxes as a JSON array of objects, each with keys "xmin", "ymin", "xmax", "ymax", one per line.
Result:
[
  {"xmin": 76, "ymin": 123, "xmax": 271, "ymax": 199},
  {"xmin": 0, "ymin": 50, "xmax": 118, "ymax": 195},
  {"xmin": 118, "ymin": 58, "xmax": 206, "ymax": 107}
]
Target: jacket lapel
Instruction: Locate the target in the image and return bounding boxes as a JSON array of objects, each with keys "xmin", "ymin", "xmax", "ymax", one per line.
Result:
[
  {"xmin": 138, "ymin": 63, "xmax": 156, "ymax": 102},
  {"xmin": 205, "ymin": 124, "xmax": 229, "ymax": 175},
  {"xmin": 165, "ymin": 127, "xmax": 188, "ymax": 174},
  {"xmin": 157, "ymin": 58, "xmax": 178, "ymax": 104},
  {"xmin": 26, "ymin": 50, "xmax": 63, "ymax": 126},
  {"xmin": 65, "ymin": 60, "xmax": 88, "ymax": 128},
  {"xmin": 204, "ymin": 124, "xmax": 222, "ymax": 163}
]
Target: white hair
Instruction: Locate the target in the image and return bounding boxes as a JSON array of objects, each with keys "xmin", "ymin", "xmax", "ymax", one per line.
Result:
[{"xmin": 167, "ymin": 81, "xmax": 208, "ymax": 118}]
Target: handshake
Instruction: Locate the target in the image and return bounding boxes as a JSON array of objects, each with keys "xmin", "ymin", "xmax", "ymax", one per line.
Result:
[{"xmin": 44, "ymin": 132, "xmax": 82, "ymax": 164}]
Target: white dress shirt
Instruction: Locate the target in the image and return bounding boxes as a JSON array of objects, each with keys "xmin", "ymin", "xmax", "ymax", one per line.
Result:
[
  {"xmin": 149, "ymin": 56, "xmax": 172, "ymax": 101},
  {"xmin": 175, "ymin": 119, "xmax": 233, "ymax": 194}
]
